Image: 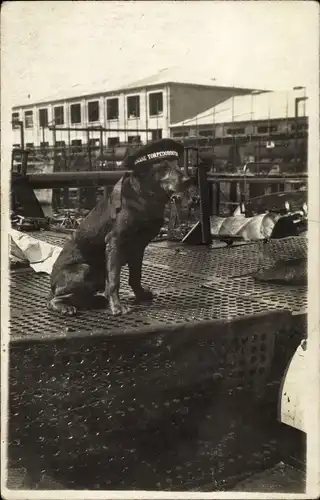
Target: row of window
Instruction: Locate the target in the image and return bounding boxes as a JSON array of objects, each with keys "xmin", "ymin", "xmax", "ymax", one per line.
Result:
[
  {"xmin": 12, "ymin": 92, "xmax": 164, "ymax": 129},
  {"xmin": 16, "ymin": 131, "xmax": 163, "ymax": 150},
  {"xmin": 172, "ymin": 122, "xmax": 308, "ymax": 138}
]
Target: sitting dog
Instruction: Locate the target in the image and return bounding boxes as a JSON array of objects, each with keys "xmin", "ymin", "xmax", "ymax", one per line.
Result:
[{"xmin": 47, "ymin": 139, "xmax": 190, "ymax": 316}]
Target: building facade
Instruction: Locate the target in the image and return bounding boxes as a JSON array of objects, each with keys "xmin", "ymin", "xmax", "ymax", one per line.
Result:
[
  {"xmin": 170, "ymin": 88, "xmax": 308, "ymax": 138},
  {"xmin": 169, "ymin": 88, "xmax": 308, "ymax": 168},
  {"xmin": 11, "ymin": 71, "xmax": 257, "ymax": 151}
]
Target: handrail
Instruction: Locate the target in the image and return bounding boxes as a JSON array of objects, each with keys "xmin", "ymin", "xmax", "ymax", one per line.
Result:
[
  {"xmin": 207, "ymin": 174, "xmax": 307, "ymax": 183},
  {"xmin": 26, "ymin": 170, "xmax": 128, "ymax": 189}
]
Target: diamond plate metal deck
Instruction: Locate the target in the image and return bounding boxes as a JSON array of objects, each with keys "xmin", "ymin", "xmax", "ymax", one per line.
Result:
[
  {"xmin": 8, "ymin": 231, "xmax": 307, "ymax": 492},
  {"xmin": 10, "ymin": 232, "xmax": 307, "ymax": 343}
]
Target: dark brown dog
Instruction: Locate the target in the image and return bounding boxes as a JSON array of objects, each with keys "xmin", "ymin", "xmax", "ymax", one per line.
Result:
[{"xmin": 47, "ymin": 139, "xmax": 190, "ymax": 316}]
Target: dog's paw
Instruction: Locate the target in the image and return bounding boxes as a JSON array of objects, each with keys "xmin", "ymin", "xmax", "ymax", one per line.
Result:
[
  {"xmin": 59, "ymin": 305, "xmax": 77, "ymax": 316},
  {"xmin": 110, "ymin": 302, "xmax": 131, "ymax": 316},
  {"xmin": 134, "ymin": 288, "xmax": 154, "ymax": 303}
]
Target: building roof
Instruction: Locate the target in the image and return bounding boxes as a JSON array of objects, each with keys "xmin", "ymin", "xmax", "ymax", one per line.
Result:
[
  {"xmin": 170, "ymin": 88, "xmax": 308, "ymax": 128},
  {"xmin": 12, "ymin": 67, "xmax": 266, "ymax": 109},
  {"xmin": 115, "ymin": 67, "xmax": 260, "ymax": 92}
]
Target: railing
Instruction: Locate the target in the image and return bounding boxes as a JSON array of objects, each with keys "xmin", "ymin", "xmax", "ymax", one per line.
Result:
[
  {"xmin": 23, "ymin": 164, "xmax": 308, "ymax": 245},
  {"xmin": 27, "ymin": 170, "xmax": 127, "ymax": 189}
]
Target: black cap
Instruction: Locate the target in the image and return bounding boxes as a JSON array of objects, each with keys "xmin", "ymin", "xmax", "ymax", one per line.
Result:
[{"xmin": 124, "ymin": 139, "xmax": 184, "ymax": 170}]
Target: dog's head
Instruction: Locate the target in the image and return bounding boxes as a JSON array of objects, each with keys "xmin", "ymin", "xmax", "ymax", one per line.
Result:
[
  {"xmin": 125, "ymin": 139, "xmax": 191, "ymax": 198},
  {"xmin": 141, "ymin": 159, "xmax": 191, "ymax": 197}
]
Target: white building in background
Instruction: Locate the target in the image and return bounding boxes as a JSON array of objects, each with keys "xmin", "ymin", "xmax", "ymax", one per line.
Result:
[
  {"xmin": 170, "ymin": 87, "xmax": 308, "ymax": 138},
  {"xmin": 11, "ymin": 68, "xmax": 262, "ymax": 150}
]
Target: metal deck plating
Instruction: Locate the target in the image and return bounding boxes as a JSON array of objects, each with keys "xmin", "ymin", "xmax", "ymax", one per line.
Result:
[
  {"xmin": 8, "ymin": 232, "xmax": 307, "ymax": 491},
  {"xmin": 10, "ymin": 232, "xmax": 307, "ymax": 343}
]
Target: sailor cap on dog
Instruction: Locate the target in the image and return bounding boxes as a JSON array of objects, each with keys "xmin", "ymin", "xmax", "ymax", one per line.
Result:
[{"xmin": 127, "ymin": 139, "xmax": 184, "ymax": 169}]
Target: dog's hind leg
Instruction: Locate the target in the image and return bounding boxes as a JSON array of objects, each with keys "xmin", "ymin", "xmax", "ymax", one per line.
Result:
[
  {"xmin": 48, "ymin": 263, "xmax": 99, "ymax": 316},
  {"xmin": 47, "ymin": 293, "xmax": 78, "ymax": 316}
]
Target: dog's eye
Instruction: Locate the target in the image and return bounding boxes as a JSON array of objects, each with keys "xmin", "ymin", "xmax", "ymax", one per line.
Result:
[{"xmin": 158, "ymin": 164, "xmax": 169, "ymax": 175}]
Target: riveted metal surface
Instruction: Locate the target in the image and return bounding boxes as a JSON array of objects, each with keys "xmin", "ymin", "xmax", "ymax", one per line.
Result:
[
  {"xmin": 26, "ymin": 231, "xmax": 307, "ymax": 280},
  {"xmin": 10, "ymin": 274, "xmax": 161, "ymax": 341},
  {"xmin": 8, "ymin": 230, "xmax": 307, "ymax": 491},
  {"xmin": 144, "ymin": 236, "xmax": 307, "ymax": 279},
  {"xmin": 144, "ymin": 244, "xmax": 261, "ymax": 278},
  {"xmin": 8, "ymin": 373, "xmax": 302, "ymax": 491},
  {"xmin": 10, "ymin": 233, "xmax": 307, "ymax": 343},
  {"xmin": 237, "ymin": 277, "xmax": 307, "ymax": 313},
  {"xmin": 204, "ymin": 276, "xmax": 307, "ymax": 314},
  {"xmin": 10, "ymin": 269, "xmax": 283, "ymax": 343},
  {"xmin": 28, "ymin": 230, "xmax": 71, "ymax": 247},
  {"xmin": 134, "ymin": 286, "xmax": 281, "ymax": 323}
]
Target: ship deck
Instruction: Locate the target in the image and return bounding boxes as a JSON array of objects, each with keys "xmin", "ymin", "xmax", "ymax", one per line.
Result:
[{"xmin": 10, "ymin": 232, "xmax": 307, "ymax": 343}]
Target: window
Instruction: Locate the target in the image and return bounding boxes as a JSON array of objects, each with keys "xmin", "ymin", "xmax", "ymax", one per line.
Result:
[
  {"xmin": 88, "ymin": 101, "xmax": 100, "ymax": 122},
  {"xmin": 70, "ymin": 103, "xmax": 81, "ymax": 124},
  {"xmin": 107, "ymin": 98, "xmax": 119, "ymax": 120},
  {"xmin": 172, "ymin": 131, "xmax": 188, "ymax": 138},
  {"xmin": 24, "ymin": 110, "xmax": 33, "ymax": 128},
  {"xmin": 54, "ymin": 106, "xmax": 64, "ymax": 125},
  {"xmin": 108, "ymin": 137, "xmax": 119, "ymax": 146},
  {"xmin": 127, "ymin": 95, "xmax": 140, "ymax": 118},
  {"xmin": 257, "ymin": 126, "xmax": 268, "ymax": 134},
  {"xmin": 71, "ymin": 139, "xmax": 82, "ymax": 152},
  {"xmin": 26, "ymin": 143, "xmax": 34, "ymax": 149},
  {"xmin": 128, "ymin": 135, "xmax": 141, "ymax": 144},
  {"xmin": 13, "ymin": 144, "xmax": 20, "ymax": 149},
  {"xmin": 39, "ymin": 108, "xmax": 48, "ymax": 127},
  {"xmin": 257, "ymin": 125, "xmax": 278, "ymax": 134},
  {"xmin": 226, "ymin": 127, "xmax": 245, "ymax": 135},
  {"xmin": 56, "ymin": 140, "xmax": 66, "ymax": 149},
  {"xmin": 40, "ymin": 141, "xmax": 49, "ymax": 151},
  {"xmin": 199, "ymin": 130, "xmax": 214, "ymax": 137},
  {"xmin": 149, "ymin": 92, "xmax": 163, "ymax": 116},
  {"xmin": 12, "ymin": 112, "xmax": 20, "ymax": 129},
  {"xmin": 152, "ymin": 129, "xmax": 162, "ymax": 141}
]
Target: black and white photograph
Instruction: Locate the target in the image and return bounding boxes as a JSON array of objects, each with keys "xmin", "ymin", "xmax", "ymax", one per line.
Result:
[{"xmin": 1, "ymin": 1, "xmax": 319, "ymax": 498}]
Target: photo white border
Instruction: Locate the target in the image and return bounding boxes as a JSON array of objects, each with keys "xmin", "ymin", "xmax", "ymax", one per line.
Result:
[{"xmin": 1, "ymin": 1, "xmax": 319, "ymax": 499}]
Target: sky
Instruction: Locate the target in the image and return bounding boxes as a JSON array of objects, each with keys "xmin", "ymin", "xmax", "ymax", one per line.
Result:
[{"xmin": 1, "ymin": 0, "xmax": 319, "ymax": 110}]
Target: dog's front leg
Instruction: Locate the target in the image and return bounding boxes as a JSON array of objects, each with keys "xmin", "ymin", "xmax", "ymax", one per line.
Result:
[
  {"xmin": 128, "ymin": 248, "xmax": 154, "ymax": 303},
  {"xmin": 105, "ymin": 233, "xmax": 130, "ymax": 316}
]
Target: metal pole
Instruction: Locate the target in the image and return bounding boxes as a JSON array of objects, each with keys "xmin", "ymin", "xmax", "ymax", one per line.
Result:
[
  {"xmin": 294, "ymin": 97, "xmax": 299, "ymax": 172},
  {"xmin": 52, "ymin": 127, "xmax": 57, "ymax": 151},
  {"xmin": 100, "ymin": 128, "xmax": 103, "ymax": 156},
  {"xmin": 211, "ymin": 106, "xmax": 215, "ymax": 172},
  {"xmin": 19, "ymin": 121, "xmax": 25, "ymax": 150},
  {"xmin": 68, "ymin": 128, "xmax": 71, "ymax": 157},
  {"xmin": 51, "ymin": 124, "xmax": 60, "ymax": 210},
  {"xmin": 27, "ymin": 170, "xmax": 127, "ymax": 188},
  {"xmin": 87, "ymin": 129, "xmax": 92, "ymax": 170},
  {"xmin": 215, "ymin": 182, "xmax": 220, "ymax": 215},
  {"xmin": 183, "ymin": 148, "xmax": 189, "ymax": 177},
  {"xmin": 294, "ymin": 97, "xmax": 302, "ymax": 171},
  {"xmin": 21, "ymin": 150, "xmax": 29, "ymax": 176},
  {"xmin": 197, "ymin": 164, "xmax": 212, "ymax": 245}
]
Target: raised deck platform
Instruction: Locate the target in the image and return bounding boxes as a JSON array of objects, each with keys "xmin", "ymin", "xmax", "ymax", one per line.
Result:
[
  {"xmin": 10, "ymin": 233, "xmax": 307, "ymax": 342},
  {"xmin": 8, "ymin": 232, "xmax": 307, "ymax": 491}
]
